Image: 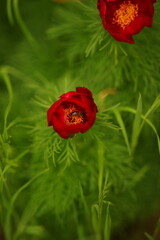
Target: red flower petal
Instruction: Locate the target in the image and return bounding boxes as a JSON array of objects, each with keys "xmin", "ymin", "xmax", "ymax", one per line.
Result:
[{"xmin": 76, "ymin": 87, "xmax": 93, "ymax": 97}]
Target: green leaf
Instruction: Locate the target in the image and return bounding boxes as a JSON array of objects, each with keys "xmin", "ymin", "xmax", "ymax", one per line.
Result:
[
  {"xmin": 104, "ymin": 204, "xmax": 111, "ymax": 240},
  {"xmin": 144, "ymin": 95, "xmax": 160, "ymax": 119},
  {"xmin": 131, "ymin": 94, "xmax": 142, "ymax": 151},
  {"xmin": 4, "ymin": 169, "xmax": 49, "ymax": 240},
  {"xmin": 91, "ymin": 204, "xmax": 99, "ymax": 235},
  {"xmin": 118, "ymin": 103, "xmax": 160, "ymax": 155}
]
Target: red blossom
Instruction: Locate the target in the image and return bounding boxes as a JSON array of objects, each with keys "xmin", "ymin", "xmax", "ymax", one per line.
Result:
[
  {"xmin": 47, "ymin": 87, "xmax": 98, "ymax": 139},
  {"xmin": 97, "ymin": 0, "xmax": 156, "ymax": 43}
]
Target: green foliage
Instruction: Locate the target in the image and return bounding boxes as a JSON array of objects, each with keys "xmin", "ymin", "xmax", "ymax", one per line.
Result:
[{"xmin": 0, "ymin": 0, "xmax": 160, "ymax": 240}]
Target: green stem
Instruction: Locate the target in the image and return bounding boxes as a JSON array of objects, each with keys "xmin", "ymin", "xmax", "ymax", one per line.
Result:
[
  {"xmin": 7, "ymin": 0, "xmax": 14, "ymax": 24},
  {"xmin": 97, "ymin": 143, "xmax": 105, "ymax": 240},
  {"xmin": 1, "ymin": 72, "xmax": 13, "ymax": 141},
  {"xmin": 13, "ymin": 0, "xmax": 39, "ymax": 50}
]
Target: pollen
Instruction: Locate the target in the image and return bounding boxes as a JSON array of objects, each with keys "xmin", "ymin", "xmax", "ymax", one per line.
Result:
[
  {"xmin": 112, "ymin": 1, "xmax": 138, "ymax": 29},
  {"xmin": 64, "ymin": 106, "xmax": 85, "ymax": 125}
]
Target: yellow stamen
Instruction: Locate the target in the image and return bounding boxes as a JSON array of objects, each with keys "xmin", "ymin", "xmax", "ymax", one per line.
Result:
[
  {"xmin": 64, "ymin": 106, "xmax": 84, "ymax": 125},
  {"xmin": 112, "ymin": 1, "xmax": 138, "ymax": 29}
]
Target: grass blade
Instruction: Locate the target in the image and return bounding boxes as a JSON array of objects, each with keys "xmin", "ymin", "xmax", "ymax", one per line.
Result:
[{"xmin": 114, "ymin": 110, "xmax": 131, "ymax": 156}]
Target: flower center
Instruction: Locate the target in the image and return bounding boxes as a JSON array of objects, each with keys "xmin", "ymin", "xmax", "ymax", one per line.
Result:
[
  {"xmin": 112, "ymin": 1, "xmax": 138, "ymax": 29},
  {"xmin": 64, "ymin": 105, "xmax": 86, "ymax": 125}
]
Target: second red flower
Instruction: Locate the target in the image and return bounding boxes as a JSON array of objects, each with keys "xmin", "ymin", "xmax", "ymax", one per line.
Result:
[{"xmin": 97, "ymin": 0, "xmax": 156, "ymax": 43}]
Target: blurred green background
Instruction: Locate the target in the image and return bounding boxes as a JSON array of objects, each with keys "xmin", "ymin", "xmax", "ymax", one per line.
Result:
[{"xmin": 0, "ymin": 0, "xmax": 160, "ymax": 240}]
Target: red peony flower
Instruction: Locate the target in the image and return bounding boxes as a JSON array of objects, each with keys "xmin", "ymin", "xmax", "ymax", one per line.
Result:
[
  {"xmin": 97, "ymin": 0, "xmax": 156, "ymax": 43},
  {"xmin": 47, "ymin": 87, "xmax": 98, "ymax": 139}
]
